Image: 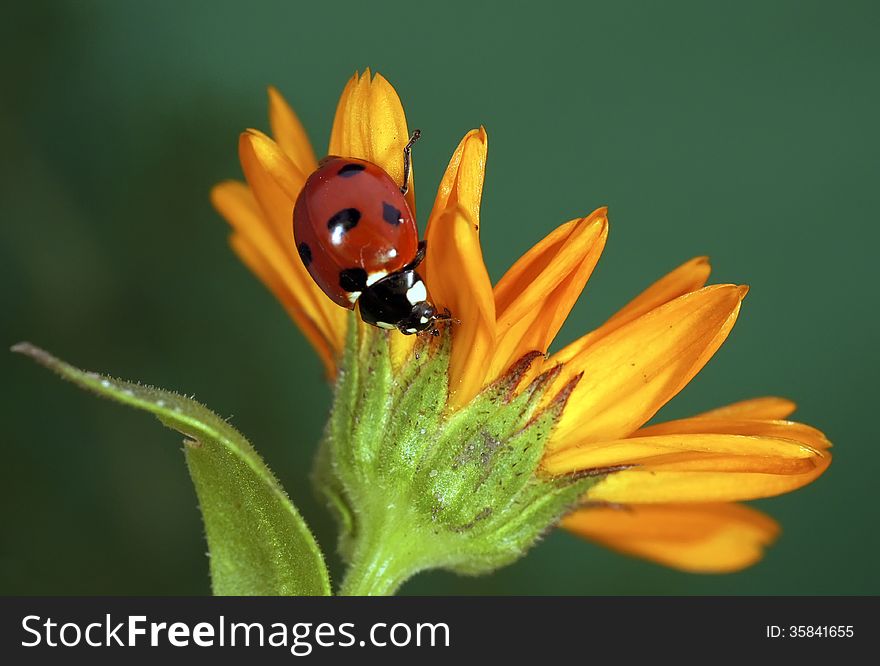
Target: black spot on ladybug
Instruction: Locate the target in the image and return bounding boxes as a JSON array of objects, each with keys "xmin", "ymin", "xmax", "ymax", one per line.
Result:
[
  {"xmin": 382, "ymin": 202, "xmax": 402, "ymax": 225},
  {"xmin": 327, "ymin": 208, "xmax": 361, "ymax": 236},
  {"xmin": 297, "ymin": 242, "xmax": 312, "ymax": 267},
  {"xmin": 337, "ymin": 162, "xmax": 366, "ymax": 177},
  {"xmin": 339, "ymin": 268, "xmax": 368, "ymax": 292}
]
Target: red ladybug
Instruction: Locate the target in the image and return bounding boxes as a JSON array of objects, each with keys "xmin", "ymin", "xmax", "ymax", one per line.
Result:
[{"xmin": 293, "ymin": 131, "xmax": 447, "ymax": 334}]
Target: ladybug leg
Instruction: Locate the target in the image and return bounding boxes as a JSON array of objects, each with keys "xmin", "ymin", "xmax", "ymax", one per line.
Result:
[
  {"xmin": 403, "ymin": 240, "xmax": 427, "ymax": 271},
  {"xmin": 442, "ymin": 308, "xmax": 461, "ymax": 325},
  {"xmin": 433, "ymin": 307, "xmax": 459, "ymax": 325},
  {"xmin": 401, "ymin": 129, "xmax": 421, "ymax": 195}
]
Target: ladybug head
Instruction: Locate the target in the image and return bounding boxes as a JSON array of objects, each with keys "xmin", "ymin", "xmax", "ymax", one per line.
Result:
[{"xmin": 397, "ymin": 300, "xmax": 439, "ymax": 335}]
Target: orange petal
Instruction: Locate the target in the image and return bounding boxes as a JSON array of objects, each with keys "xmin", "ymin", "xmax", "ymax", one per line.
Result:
[
  {"xmin": 549, "ymin": 256, "xmax": 712, "ymax": 368},
  {"xmin": 543, "ymin": 431, "xmax": 831, "ymax": 503},
  {"xmin": 544, "ymin": 432, "xmax": 826, "ymax": 474},
  {"xmin": 212, "ymin": 180, "xmax": 338, "ymax": 374},
  {"xmin": 603, "ymin": 256, "xmax": 712, "ymax": 332},
  {"xmin": 212, "ymin": 178, "xmax": 296, "ymax": 284},
  {"xmin": 212, "ymin": 178, "xmax": 346, "ymax": 362},
  {"xmin": 561, "ymin": 503, "xmax": 779, "ymax": 573},
  {"xmin": 327, "ymin": 70, "xmax": 416, "ymax": 214},
  {"xmin": 267, "ymin": 86, "xmax": 318, "ymax": 176},
  {"xmin": 546, "ymin": 285, "xmax": 747, "ymax": 449},
  {"xmin": 229, "ymin": 233, "xmax": 336, "ymax": 376},
  {"xmin": 425, "ymin": 127, "xmax": 488, "ymax": 236},
  {"xmin": 582, "ymin": 460, "xmax": 831, "ymax": 503},
  {"xmin": 488, "ymin": 210, "xmax": 608, "ymax": 381},
  {"xmin": 423, "ymin": 128, "xmax": 493, "ymax": 407},
  {"xmin": 425, "ymin": 206, "xmax": 495, "ymax": 408},
  {"xmin": 636, "ymin": 416, "xmax": 831, "ymax": 450},
  {"xmin": 238, "ymin": 128, "xmax": 306, "ymax": 246},
  {"xmin": 238, "ymin": 130, "xmax": 347, "ymax": 353},
  {"xmin": 329, "ymin": 72, "xmax": 357, "ymax": 156},
  {"xmin": 669, "ymin": 287, "xmax": 744, "ymax": 398},
  {"xmin": 694, "ymin": 396, "xmax": 798, "ymax": 420}
]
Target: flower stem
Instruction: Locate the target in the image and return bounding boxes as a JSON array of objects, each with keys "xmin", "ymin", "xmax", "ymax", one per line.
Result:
[{"xmin": 337, "ymin": 513, "xmax": 426, "ymax": 596}]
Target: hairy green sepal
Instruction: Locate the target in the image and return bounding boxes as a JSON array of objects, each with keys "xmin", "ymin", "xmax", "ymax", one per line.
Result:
[
  {"xmin": 314, "ymin": 316, "xmax": 596, "ymax": 595},
  {"xmin": 14, "ymin": 343, "xmax": 330, "ymax": 596}
]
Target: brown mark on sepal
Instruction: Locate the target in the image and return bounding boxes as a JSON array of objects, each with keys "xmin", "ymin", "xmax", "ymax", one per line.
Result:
[
  {"xmin": 504, "ymin": 370, "xmax": 585, "ymax": 448},
  {"xmin": 449, "ymin": 506, "xmax": 493, "ymax": 533},
  {"xmin": 570, "ymin": 499, "xmax": 632, "ymax": 512},
  {"xmin": 519, "ymin": 363, "xmax": 563, "ymax": 403},
  {"xmin": 546, "ymin": 370, "xmax": 583, "ymax": 415},
  {"xmin": 486, "ymin": 350, "xmax": 545, "ymax": 402},
  {"xmin": 551, "ymin": 463, "xmax": 637, "ymax": 486}
]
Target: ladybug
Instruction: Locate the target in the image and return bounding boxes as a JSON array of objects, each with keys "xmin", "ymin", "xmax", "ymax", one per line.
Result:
[{"xmin": 293, "ymin": 130, "xmax": 448, "ymax": 335}]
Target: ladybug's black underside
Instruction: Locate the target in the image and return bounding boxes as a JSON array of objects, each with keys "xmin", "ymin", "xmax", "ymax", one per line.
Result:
[{"xmin": 357, "ymin": 270, "xmax": 435, "ymax": 335}]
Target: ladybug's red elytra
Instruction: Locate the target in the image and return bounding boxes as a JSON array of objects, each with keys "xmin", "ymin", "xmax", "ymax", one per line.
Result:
[{"xmin": 293, "ymin": 131, "xmax": 449, "ymax": 335}]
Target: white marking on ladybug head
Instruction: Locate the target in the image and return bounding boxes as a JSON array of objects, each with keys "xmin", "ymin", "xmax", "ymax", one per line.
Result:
[
  {"xmin": 376, "ymin": 321, "xmax": 396, "ymax": 330},
  {"xmin": 405, "ymin": 327, "xmax": 418, "ymax": 334},
  {"xmin": 420, "ymin": 315, "xmax": 430, "ymax": 324},
  {"xmin": 346, "ymin": 291, "xmax": 361, "ymax": 304},
  {"xmin": 366, "ymin": 271, "xmax": 388, "ymax": 287},
  {"xmin": 406, "ymin": 280, "xmax": 427, "ymax": 305}
]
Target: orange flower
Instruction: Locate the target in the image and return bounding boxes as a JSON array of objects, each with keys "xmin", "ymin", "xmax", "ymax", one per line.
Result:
[{"xmin": 212, "ymin": 70, "xmax": 831, "ymax": 573}]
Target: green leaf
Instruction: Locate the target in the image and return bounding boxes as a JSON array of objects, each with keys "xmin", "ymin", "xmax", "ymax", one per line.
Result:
[{"xmin": 12, "ymin": 342, "xmax": 331, "ymax": 596}]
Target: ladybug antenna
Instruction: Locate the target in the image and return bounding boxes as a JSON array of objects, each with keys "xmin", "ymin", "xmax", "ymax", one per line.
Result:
[{"xmin": 401, "ymin": 129, "xmax": 421, "ymax": 195}]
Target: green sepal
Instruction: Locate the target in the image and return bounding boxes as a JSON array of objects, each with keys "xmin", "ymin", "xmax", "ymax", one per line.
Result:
[
  {"xmin": 314, "ymin": 317, "xmax": 599, "ymax": 595},
  {"xmin": 14, "ymin": 343, "xmax": 331, "ymax": 596}
]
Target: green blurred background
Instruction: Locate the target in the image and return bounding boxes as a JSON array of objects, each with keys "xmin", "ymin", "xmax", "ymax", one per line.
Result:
[{"xmin": 2, "ymin": 0, "xmax": 877, "ymax": 595}]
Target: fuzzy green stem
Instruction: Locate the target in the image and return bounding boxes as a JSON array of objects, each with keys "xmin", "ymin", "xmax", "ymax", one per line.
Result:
[
  {"xmin": 338, "ymin": 513, "xmax": 426, "ymax": 596},
  {"xmin": 338, "ymin": 543, "xmax": 411, "ymax": 596}
]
